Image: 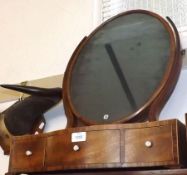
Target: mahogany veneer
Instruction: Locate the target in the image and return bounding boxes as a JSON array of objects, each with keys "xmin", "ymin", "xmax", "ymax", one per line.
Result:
[{"xmin": 8, "ymin": 119, "xmax": 187, "ymax": 174}]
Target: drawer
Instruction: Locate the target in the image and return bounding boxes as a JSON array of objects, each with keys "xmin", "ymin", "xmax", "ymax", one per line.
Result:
[
  {"xmin": 10, "ymin": 137, "xmax": 45, "ymax": 171},
  {"xmin": 8, "ymin": 119, "xmax": 186, "ymax": 174},
  {"xmin": 45, "ymin": 129, "xmax": 120, "ymax": 167},
  {"xmin": 123, "ymin": 125, "xmax": 175, "ymax": 166}
]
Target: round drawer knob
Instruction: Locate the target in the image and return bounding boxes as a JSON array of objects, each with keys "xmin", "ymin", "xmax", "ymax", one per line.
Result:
[
  {"xmin": 73, "ymin": 145, "xmax": 80, "ymax": 151},
  {"xmin": 103, "ymin": 114, "xmax": 109, "ymax": 120},
  {"xmin": 25, "ymin": 150, "xmax": 33, "ymax": 156},
  {"xmin": 145, "ymin": 141, "xmax": 152, "ymax": 148}
]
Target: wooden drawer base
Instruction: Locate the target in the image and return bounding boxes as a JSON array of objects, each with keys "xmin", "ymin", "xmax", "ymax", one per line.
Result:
[{"xmin": 8, "ymin": 119, "xmax": 187, "ymax": 174}]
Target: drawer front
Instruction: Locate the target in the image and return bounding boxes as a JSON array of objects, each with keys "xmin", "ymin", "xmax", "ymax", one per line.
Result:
[
  {"xmin": 123, "ymin": 125, "xmax": 175, "ymax": 165},
  {"xmin": 10, "ymin": 137, "xmax": 45, "ymax": 171},
  {"xmin": 45, "ymin": 129, "xmax": 120, "ymax": 167}
]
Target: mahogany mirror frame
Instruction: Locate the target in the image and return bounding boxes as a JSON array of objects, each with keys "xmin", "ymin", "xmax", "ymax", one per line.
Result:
[{"xmin": 62, "ymin": 10, "xmax": 182, "ymax": 127}]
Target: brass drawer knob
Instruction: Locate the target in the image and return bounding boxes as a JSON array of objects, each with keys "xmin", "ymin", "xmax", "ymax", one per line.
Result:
[
  {"xmin": 73, "ymin": 145, "xmax": 80, "ymax": 151},
  {"xmin": 25, "ymin": 150, "xmax": 33, "ymax": 156},
  {"xmin": 145, "ymin": 141, "xmax": 152, "ymax": 148}
]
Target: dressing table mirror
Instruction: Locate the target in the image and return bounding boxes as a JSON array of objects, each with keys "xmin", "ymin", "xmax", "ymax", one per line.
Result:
[
  {"xmin": 63, "ymin": 10, "xmax": 182, "ymax": 126},
  {"xmin": 7, "ymin": 10, "xmax": 187, "ymax": 175}
]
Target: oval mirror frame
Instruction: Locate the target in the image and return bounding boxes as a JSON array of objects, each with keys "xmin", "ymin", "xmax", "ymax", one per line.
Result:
[{"xmin": 63, "ymin": 10, "xmax": 181, "ymax": 127}]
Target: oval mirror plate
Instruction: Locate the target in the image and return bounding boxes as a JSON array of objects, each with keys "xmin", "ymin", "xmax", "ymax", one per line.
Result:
[{"xmin": 63, "ymin": 10, "xmax": 181, "ymax": 125}]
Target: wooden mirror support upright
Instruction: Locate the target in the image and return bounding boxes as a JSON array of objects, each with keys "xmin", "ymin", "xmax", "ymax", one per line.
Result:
[{"xmin": 63, "ymin": 10, "xmax": 182, "ymax": 127}]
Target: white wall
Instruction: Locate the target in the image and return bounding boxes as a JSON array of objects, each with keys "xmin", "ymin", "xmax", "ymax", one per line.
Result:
[
  {"xmin": 0, "ymin": 0, "xmax": 95, "ymax": 174},
  {"xmin": 0, "ymin": 0, "xmax": 95, "ymax": 84},
  {"xmin": 160, "ymin": 69, "xmax": 187, "ymax": 123}
]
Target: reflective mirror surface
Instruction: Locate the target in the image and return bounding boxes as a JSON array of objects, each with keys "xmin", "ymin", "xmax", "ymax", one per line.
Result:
[{"xmin": 69, "ymin": 13, "xmax": 171, "ymax": 124}]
